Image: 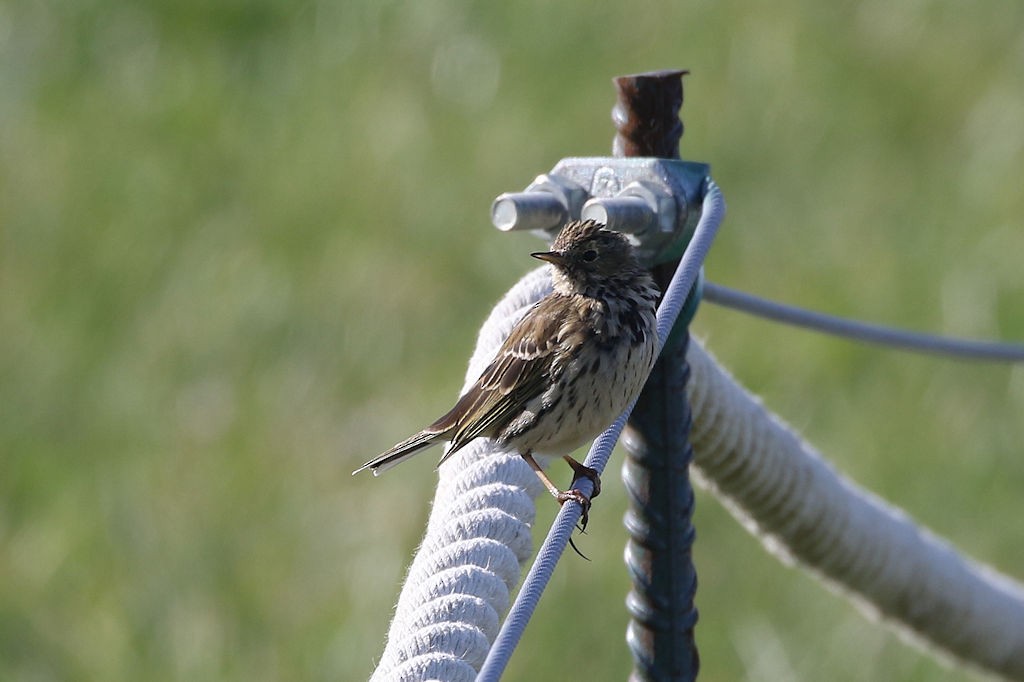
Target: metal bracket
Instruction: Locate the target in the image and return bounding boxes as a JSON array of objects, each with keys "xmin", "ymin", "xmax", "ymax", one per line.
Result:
[{"xmin": 491, "ymin": 157, "xmax": 710, "ymax": 268}]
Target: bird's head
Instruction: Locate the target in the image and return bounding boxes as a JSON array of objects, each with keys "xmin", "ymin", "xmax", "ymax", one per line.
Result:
[{"xmin": 531, "ymin": 220, "xmax": 643, "ymax": 294}]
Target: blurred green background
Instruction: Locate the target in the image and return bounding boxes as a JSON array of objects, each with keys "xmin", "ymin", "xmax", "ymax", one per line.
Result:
[{"xmin": 2, "ymin": 0, "xmax": 1023, "ymax": 679}]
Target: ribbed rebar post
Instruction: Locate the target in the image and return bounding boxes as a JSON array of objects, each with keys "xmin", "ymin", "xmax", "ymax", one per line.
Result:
[{"xmin": 616, "ymin": 69, "xmax": 700, "ymax": 681}]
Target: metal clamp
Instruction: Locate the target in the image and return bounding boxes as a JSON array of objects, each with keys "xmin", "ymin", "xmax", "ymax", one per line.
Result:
[{"xmin": 490, "ymin": 157, "xmax": 710, "ymax": 267}]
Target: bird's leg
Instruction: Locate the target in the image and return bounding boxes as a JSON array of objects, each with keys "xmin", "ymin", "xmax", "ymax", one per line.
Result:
[
  {"xmin": 522, "ymin": 452, "xmax": 598, "ymax": 533},
  {"xmin": 563, "ymin": 454, "xmax": 601, "ymax": 500}
]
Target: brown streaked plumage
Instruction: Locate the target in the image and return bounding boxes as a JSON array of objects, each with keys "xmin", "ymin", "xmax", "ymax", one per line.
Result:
[{"xmin": 353, "ymin": 220, "xmax": 660, "ymax": 528}]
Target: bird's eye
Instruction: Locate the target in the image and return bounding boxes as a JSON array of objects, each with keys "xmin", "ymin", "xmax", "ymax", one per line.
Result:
[{"xmin": 582, "ymin": 249, "xmax": 598, "ymax": 262}]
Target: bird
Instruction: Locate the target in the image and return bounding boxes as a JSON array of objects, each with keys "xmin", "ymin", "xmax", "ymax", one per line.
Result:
[{"xmin": 353, "ymin": 219, "xmax": 660, "ymax": 529}]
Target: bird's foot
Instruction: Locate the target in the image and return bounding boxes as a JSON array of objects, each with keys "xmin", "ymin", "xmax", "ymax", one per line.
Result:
[
  {"xmin": 558, "ymin": 455, "xmax": 601, "ymax": 533},
  {"xmin": 522, "ymin": 451, "xmax": 600, "ymax": 540},
  {"xmin": 555, "ymin": 487, "xmax": 594, "ymax": 533},
  {"xmin": 563, "ymin": 454, "xmax": 601, "ymax": 513}
]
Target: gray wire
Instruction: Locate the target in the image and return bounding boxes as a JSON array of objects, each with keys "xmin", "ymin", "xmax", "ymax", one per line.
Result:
[{"xmin": 703, "ymin": 282, "xmax": 1024, "ymax": 362}]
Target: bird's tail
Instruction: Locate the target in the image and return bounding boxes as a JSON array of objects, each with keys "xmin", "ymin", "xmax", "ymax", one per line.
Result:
[{"xmin": 352, "ymin": 429, "xmax": 445, "ymax": 476}]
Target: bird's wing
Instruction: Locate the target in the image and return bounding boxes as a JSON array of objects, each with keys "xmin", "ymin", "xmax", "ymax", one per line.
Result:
[{"xmin": 431, "ymin": 295, "xmax": 570, "ymax": 463}]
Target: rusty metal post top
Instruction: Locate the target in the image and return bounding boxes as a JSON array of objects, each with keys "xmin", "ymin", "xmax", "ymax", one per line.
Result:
[{"xmin": 612, "ymin": 69, "xmax": 689, "ymax": 160}]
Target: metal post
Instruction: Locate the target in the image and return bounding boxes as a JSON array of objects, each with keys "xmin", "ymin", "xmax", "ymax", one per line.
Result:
[{"xmin": 616, "ymin": 70, "xmax": 701, "ymax": 681}]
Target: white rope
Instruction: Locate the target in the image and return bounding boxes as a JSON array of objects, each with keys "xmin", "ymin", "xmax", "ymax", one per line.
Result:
[
  {"xmin": 685, "ymin": 340, "xmax": 1024, "ymax": 679},
  {"xmin": 368, "ymin": 268, "xmax": 551, "ymax": 682},
  {"xmin": 368, "ymin": 266, "xmax": 1024, "ymax": 682}
]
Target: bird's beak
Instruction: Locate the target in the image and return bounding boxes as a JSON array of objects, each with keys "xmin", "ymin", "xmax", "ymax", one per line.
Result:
[{"xmin": 531, "ymin": 250, "xmax": 566, "ymax": 267}]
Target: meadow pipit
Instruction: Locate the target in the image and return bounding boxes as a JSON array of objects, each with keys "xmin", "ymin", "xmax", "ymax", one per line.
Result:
[{"xmin": 354, "ymin": 220, "xmax": 660, "ymax": 527}]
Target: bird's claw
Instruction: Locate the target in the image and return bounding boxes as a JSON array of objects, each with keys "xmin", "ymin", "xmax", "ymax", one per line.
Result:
[
  {"xmin": 556, "ymin": 489, "xmax": 593, "ymax": 559},
  {"xmin": 556, "ymin": 488, "xmax": 593, "ymax": 533}
]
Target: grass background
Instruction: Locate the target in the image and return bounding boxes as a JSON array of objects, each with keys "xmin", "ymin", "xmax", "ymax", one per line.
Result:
[{"xmin": 2, "ymin": 0, "xmax": 1023, "ymax": 679}]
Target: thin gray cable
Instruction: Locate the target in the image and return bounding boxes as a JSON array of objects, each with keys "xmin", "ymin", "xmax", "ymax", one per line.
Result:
[
  {"xmin": 703, "ymin": 282, "xmax": 1024, "ymax": 362},
  {"xmin": 476, "ymin": 178, "xmax": 726, "ymax": 682}
]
